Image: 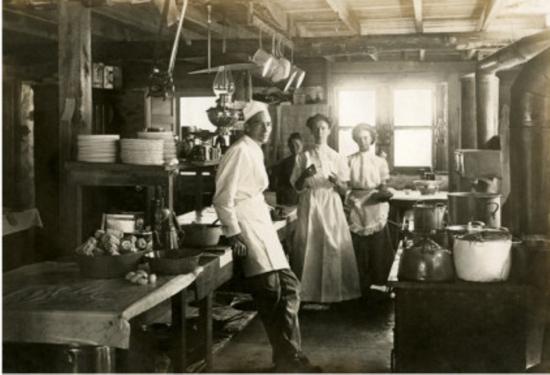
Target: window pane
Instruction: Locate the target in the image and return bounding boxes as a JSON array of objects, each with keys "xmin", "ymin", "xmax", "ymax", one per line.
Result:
[
  {"xmin": 393, "ymin": 89, "xmax": 433, "ymax": 126},
  {"xmin": 394, "ymin": 129, "xmax": 432, "ymax": 167},
  {"xmin": 338, "ymin": 128, "xmax": 358, "ymax": 156},
  {"xmin": 338, "ymin": 90, "xmax": 375, "ymax": 126},
  {"xmin": 179, "ymin": 96, "xmax": 217, "ymax": 132}
]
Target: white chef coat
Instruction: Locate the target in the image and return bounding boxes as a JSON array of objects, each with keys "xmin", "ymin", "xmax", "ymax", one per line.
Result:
[
  {"xmin": 347, "ymin": 151, "xmax": 390, "ymax": 236},
  {"xmin": 290, "ymin": 145, "xmax": 361, "ymax": 303},
  {"xmin": 213, "ymin": 135, "xmax": 289, "ymax": 277}
]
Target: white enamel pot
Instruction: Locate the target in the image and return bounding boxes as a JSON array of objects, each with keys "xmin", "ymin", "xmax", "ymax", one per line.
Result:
[{"xmin": 453, "ymin": 229, "xmax": 512, "ymax": 282}]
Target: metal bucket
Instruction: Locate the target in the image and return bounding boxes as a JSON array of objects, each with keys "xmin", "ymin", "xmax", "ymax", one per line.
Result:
[
  {"xmin": 64, "ymin": 345, "xmax": 115, "ymax": 373},
  {"xmin": 447, "ymin": 192, "xmax": 501, "ymax": 227},
  {"xmin": 413, "ymin": 202, "xmax": 447, "ymax": 233}
]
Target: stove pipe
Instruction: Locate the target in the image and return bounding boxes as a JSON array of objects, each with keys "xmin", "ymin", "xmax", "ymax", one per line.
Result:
[
  {"xmin": 476, "ymin": 30, "xmax": 550, "ymax": 149},
  {"xmin": 509, "ymin": 48, "xmax": 550, "ymax": 235}
]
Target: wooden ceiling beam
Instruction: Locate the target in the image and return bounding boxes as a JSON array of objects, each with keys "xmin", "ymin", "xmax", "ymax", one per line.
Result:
[
  {"xmin": 90, "ymin": 31, "xmax": 521, "ymax": 61},
  {"xmin": 91, "ymin": 5, "xmax": 160, "ymax": 35},
  {"xmin": 295, "ymin": 31, "xmax": 534, "ymax": 56},
  {"xmin": 412, "ymin": 0, "xmax": 423, "ymax": 33},
  {"xmin": 255, "ymin": 0, "xmax": 288, "ymax": 31},
  {"xmin": 248, "ymin": 13, "xmax": 294, "ymax": 49},
  {"xmin": 324, "ymin": 0, "xmax": 361, "ymax": 34},
  {"xmin": 3, "ymin": 7, "xmax": 156, "ymax": 41},
  {"xmin": 478, "ymin": 0, "xmax": 505, "ymax": 31},
  {"xmin": 3, "ymin": 8, "xmax": 57, "ymax": 40}
]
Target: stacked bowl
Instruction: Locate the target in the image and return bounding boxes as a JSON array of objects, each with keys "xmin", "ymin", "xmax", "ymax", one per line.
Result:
[
  {"xmin": 77, "ymin": 135, "xmax": 119, "ymax": 163},
  {"xmin": 120, "ymin": 138, "xmax": 164, "ymax": 165},
  {"xmin": 137, "ymin": 131, "xmax": 177, "ymax": 162}
]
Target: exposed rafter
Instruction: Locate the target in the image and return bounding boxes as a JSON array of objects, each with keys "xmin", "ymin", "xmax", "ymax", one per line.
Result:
[
  {"xmin": 324, "ymin": 0, "xmax": 360, "ymax": 35},
  {"xmin": 256, "ymin": 0, "xmax": 288, "ymax": 31},
  {"xmin": 412, "ymin": 0, "xmax": 423, "ymax": 33},
  {"xmin": 478, "ymin": 0, "xmax": 505, "ymax": 31},
  {"xmin": 3, "ymin": 8, "xmax": 57, "ymax": 40},
  {"xmin": 3, "ymin": 6, "xmax": 158, "ymax": 41}
]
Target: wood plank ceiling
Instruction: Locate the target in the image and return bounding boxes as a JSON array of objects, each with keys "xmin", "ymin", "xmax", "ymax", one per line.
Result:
[{"xmin": 3, "ymin": 0, "xmax": 550, "ymax": 63}]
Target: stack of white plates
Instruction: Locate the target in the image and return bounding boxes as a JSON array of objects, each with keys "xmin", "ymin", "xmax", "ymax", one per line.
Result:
[
  {"xmin": 120, "ymin": 138, "xmax": 164, "ymax": 165},
  {"xmin": 137, "ymin": 131, "xmax": 178, "ymax": 162},
  {"xmin": 77, "ymin": 135, "xmax": 119, "ymax": 163}
]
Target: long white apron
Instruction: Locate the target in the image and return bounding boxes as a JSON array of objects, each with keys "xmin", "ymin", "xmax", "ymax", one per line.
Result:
[
  {"xmin": 235, "ymin": 194, "xmax": 289, "ymax": 277},
  {"xmin": 290, "ymin": 146, "xmax": 361, "ymax": 303}
]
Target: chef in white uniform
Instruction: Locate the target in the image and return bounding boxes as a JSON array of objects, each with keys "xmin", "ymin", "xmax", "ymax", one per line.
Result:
[{"xmin": 213, "ymin": 101, "xmax": 319, "ymax": 373}]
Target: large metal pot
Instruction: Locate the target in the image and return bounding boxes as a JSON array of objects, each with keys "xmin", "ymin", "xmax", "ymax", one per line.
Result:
[
  {"xmin": 447, "ymin": 192, "xmax": 501, "ymax": 227},
  {"xmin": 181, "ymin": 223, "xmax": 222, "ymax": 247},
  {"xmin": 453, "ymin": 228, "xmax": 512, "ymax": 282},
  {"xmin": 445, "ymin": 221, "xmax": 485, "ymax": 250},
  {"xmin": 398, "ymin": 238, "xmax": 454, "ymax": 282},
  {"xmin": 413, "ymin": 202, "xmax": 447, "ymax": 233}
]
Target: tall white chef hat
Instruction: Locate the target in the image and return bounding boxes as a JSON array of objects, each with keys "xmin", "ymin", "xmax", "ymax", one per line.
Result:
[{"xmin": 242, "ymin": 101, "xmax": 270, "ymax": 123}]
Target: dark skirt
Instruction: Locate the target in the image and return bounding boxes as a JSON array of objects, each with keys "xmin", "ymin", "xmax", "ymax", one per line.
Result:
[{"xmin": 351, "ymin": 225, "xmax": 395, "ymax": 293}]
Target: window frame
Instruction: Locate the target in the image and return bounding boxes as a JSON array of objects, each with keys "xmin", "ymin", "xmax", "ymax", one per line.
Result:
[
  {"xmin": 391, "ymin": 85, "xmax": 436, "ymax": 172},
  {"xmin": 334, "ymin": 81, "xmax": 440, "ymax": 174},
  {"xmin": 335, "ymin": 87, "xmax": 377, "ymax": 157}
]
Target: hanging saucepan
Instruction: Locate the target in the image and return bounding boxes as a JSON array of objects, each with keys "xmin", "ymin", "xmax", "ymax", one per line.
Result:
[
  {"xmin": 398, "ymin": 237, "xmax": 454, "ymax": 282},
  {"xmin": 412, "ymin": 202, "xmax": 447, "ymax": 233}
]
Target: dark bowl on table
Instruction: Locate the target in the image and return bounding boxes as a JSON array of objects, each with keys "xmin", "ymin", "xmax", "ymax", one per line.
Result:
[
  {"xmin": 77, "ymin": 250, "xmax": 147, "ymax": 279},
  {"xmin": 148, "ymin": 248, "xmax": 203, "ymax": 275},
  {"xmin": 181, "ymin": 224, "xmax": 222, "ymax": 247}
]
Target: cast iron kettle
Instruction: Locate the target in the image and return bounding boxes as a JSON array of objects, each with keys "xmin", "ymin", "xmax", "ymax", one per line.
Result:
[{"xmin": 398, "ymin": 237, "xmax": 455, "ymax": 282}]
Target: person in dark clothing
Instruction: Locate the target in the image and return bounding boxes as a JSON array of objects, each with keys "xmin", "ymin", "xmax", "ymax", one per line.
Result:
[{"xmin": 271, "ymin": 133, "xmax": 304, "ymax": 206}]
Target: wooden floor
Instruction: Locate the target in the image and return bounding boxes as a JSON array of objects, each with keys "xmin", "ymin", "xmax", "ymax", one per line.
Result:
[{"xmin": 212, "ymin": 292, "xmax": 395, "ymax": 373}]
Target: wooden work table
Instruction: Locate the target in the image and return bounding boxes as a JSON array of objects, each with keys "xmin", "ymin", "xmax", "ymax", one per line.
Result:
[
  {"xmin": 3, "ymin": 247, "xmax": 233, "ymax": 373},
  {"xmin": 388, "ymin": 246, "xmax": 546, "ymax": 372}
]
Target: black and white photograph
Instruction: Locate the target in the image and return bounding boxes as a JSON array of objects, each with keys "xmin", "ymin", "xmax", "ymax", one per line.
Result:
[{"xmin": 2, "ymin": 0, "xmax": 550, "ymax": 372}]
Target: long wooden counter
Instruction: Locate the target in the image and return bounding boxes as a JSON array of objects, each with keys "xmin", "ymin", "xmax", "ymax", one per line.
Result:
[{"xmin": 3, "ymin": 247, "xmax": 233, "ymax": 373}]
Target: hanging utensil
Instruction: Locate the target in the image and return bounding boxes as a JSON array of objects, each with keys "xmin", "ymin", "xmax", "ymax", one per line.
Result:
[{"xmin": 147, "ymin": 0, "xmax": 189, "ymax": 99}]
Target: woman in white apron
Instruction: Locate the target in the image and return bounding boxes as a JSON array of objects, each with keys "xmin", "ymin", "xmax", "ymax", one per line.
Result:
[
  {"xmin": 346, "ymin": 123, "xmax": 394, "ymax": 293},
  {"xmin": 290, "ymin": 114, "xmax": 361, "ymax": 303}
]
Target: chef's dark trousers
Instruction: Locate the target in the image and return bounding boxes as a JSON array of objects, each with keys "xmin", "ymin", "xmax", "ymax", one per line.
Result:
[{"xmin": 247, "ymin": 268, "xmax": 302, "ymax": 364}]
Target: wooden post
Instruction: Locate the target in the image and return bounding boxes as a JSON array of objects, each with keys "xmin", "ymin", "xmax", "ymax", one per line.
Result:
[
  {"xmin": 58, "ymin": 0, "xmax": 93, "ymax": 162},
  {"xmin": 58, "ymin": 0, "xmax": 92, "ymax": 254}
]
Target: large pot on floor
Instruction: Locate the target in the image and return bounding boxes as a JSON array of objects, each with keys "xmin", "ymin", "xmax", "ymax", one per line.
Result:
[{"xmin": 453, "ymin": 227, "xmax": 512, "ymax": 282}]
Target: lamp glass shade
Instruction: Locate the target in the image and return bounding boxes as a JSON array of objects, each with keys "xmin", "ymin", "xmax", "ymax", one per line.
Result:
[{"xmin": 212, "ymin": 67, "xmax": 235, "ymax": 97}]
